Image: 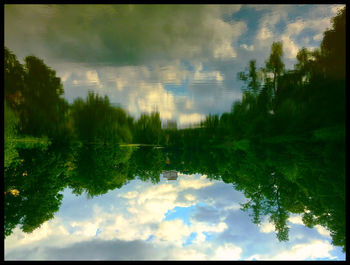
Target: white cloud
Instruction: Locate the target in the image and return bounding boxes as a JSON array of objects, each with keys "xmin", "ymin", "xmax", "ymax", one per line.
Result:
[
  {"xmin": 313, "ymin": 33, "xmax": 323, "ymax": 41},
  {"xmin": 214, "ymin": 40, "xmax": 237, "ymax": 59},
  {"xmin": 248, "ymin": 240, "xmax": 336, "ymax": 260},
  {"xmin": 281, "ymin": 35, "xmax": 300, "ymax": 59},
  {"xmin": 240, "ymin": 44, "xmax": 254, "ymax": 51},
  {"xmin": 170, "ymin": 248, "xmax": 208, "ymax": 260},
  {"xmin": 178, "ymin": 113, "xmax": 205, "ymax": 126},
  {"xmin": 285, "ymin": 20, "xmax": 305, "ymax": 36},
  {"xmin": 208, "ymin": 18, "xmax": 247, "ymax": 60},
  {"xmin": 259, "ymin": 222, "xmax": 275, "ymax": 233},
  {"xmin": 257, "ymin": 26, "xmax": 273, "ymax": 41},
  {"xmin": 179, "ymin": 176, "xmax": 215, "ymax": 190},
  {"xmin": 272, "ymin": 240, "xmax": 335, "ymax": 260},
  {"xmin": 86, "ymin": 70, "xmax": 100, "ymax": 86},
  {"xmin": 193, "ymin": 63, "xmax": 224, "ymax": 83},
  {"xmin": 154, "ymin": 219, "xmax": 191, "ymax": 245},
  {"xmin": 288, "ymin": 215, "xmax": 304, "ymax": 225},
  {"xmin": 256, "ymin": 8, "xmax": 288, "ymax": 42},
  {"xmin": 211, "ymin": 243, "xmax": 242, "ymax": 260},
  {"xmin": 314, "ymin": 225, "xmax": 331, "ymax": 238},
  {"xmin": 118, "ymin": 191, "xmax": 139, "ymax": 199},
  {"xmin": 135, "ymin": 82, "xmax": 176, "ymax": 120},
  {"xmin": 184, "ymin": 194, "xmax": 196, "ymax": 202}
]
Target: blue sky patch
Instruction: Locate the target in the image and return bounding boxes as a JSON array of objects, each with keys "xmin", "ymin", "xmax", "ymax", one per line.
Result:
[
  {"xmin": 164, "ymin": 205, "xmax": 196, "ymax": 226},
  {"xmin": 182, "ymin": 232, "xmax": 197, "ymax": 247},
  {"xmin": 146, "ymin": 235, "xmax": 155, "ymax": 242}
]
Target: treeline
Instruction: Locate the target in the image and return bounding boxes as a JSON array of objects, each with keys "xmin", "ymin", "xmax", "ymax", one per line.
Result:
[
  {"xmin": 166, "ymin": 7, "xmax": 345, "ymax": 147},
  {"xmin": 4, "ymin": 50, "xmax": 165, "ymax": 145}
]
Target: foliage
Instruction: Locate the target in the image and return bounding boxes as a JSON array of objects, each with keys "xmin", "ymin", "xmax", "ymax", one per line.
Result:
[{"xmin": 70, "ymin": 92, "xmax": 132, "ymax": 143}]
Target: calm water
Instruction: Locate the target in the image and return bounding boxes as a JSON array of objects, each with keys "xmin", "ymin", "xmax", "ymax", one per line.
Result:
[
  {"xmin": 4, "ymin": 141, "xmax": 346, "ymax": 260},
  {"xmin": 4, "ymin": 4, "xmax": 346, "ymax": 261}
]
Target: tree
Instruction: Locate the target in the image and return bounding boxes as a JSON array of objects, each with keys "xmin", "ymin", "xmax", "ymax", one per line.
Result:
[
  {"xmin": 133, "ymin": 112, "xmax": 162, "ymax": 144},
  {"xmin": 70, "ymin": 92, "xmax": 132, "ymax": 143},
  {"xmin": 265, "ymin": 41, "xmax": 284, "ymax": 96},
  {"xmin": 4, "ymin": 143, "xmax": 70, "ymax": 237},
  {"xmin": 5, "ymin": 101, "xmax": 20, "ymax": 168},
  {"xmin": 4, "ymin": 47, "xmax": 26, "ymax": 110},
  {"xmin": 320, "ymin": 7, "xmax": 345, "ymax": 80},
  {"xmin": 68, "ymin": 143, "xmax": 134, "ymax": 197},
  {"xmin": 238, "ymin": 60, "xmax": 261, "ymax": 96}
]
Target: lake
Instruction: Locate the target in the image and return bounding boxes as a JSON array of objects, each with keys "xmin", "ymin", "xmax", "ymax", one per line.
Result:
[{"xmin": 4, "ymin": 139, "xmax": 346, "ymax": 260}]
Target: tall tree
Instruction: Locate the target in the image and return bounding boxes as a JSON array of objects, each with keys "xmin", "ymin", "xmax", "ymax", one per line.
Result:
[
  {"xmin": 320, "ymin": 7, "xmax": 345, "ymax": 80},
  {"xmin": 265, "ymin": 41, "xmax": 284, "ymax": 95},
  {"xmin": 238, "ymin": 59, "xmax": 261, "ymax": 96},
  {"xmin": 4, "ymin": 47, "xmax": 26, "ymax": 110}
]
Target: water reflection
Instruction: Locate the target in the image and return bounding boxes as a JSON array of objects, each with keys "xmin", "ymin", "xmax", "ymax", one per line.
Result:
[{"xmin": 4, "ymin": 135, "xmax": 345, "ymax": 259}]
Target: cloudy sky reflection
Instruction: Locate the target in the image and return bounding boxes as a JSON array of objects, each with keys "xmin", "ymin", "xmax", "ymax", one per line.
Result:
[
  {"xmin": 4, "ymin": 4, "xmax": 346, "ymax": 260},
  {"xmin": 5, "ymin": 173, "xmax": 345, "ymax": 260}
]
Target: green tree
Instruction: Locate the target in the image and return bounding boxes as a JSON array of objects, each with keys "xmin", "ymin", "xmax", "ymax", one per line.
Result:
[
  {"xmin": 68, "ymin": 144, "xmax": 134, "ymax": 197},
  {"xmin": 4, "ymin": 143, "xmax": 70, "ymax": 237},
  {"xmin": 4, "ymin": 101, "xmax": 20, "ymax": 168},
  {"xmin": 320, "ymin": 7, "xmax": 345, "ymax": 80},
  {"xmin": 133, "ymin": 112, "xmax": 162, "ymax": 144},
  {"xmin": 71, "ymin": 92, "xmax": 132, "ymax": 143},
  {"xmin": 4, "ymin": 47, "xmax": 26, "ymax": 110},
  {"xmin": 20, "ymin": 55, "xmax": 68, "ymax": 138},
  {"xmin": 238, "ymin": 59, "xmax": 261, "ymax": 96},
  {"xmin": 265, "ymin": 41, "xmax": 284, "ymax": 96}
]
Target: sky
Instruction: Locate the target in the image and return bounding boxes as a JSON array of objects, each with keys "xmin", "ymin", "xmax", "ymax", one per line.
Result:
[
  {"xmin": 4, "ymin": 4, "xmax": 345, "ymax": 127},
  {"xmin": 4, "ymin": 173, "xmax": 345, "ymax": 260}
]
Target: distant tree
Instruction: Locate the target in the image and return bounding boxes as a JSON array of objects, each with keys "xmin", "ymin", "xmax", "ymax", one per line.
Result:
[
  {"xmin": 70, "ymin": 92, "xmax": 132, "ymax": 143},
  {"xmin": 265, "ymin": 41, "xmax": 284, "ymax": 96},
  {"xmin": 21, "ymin": 55, "xmax": 68, "ymax": 138},
  {"xmin": 4, "ymin": 101, "xmax": 20, "ymax": 168},
  {"xmin": 134, "ymin": 112, "xmax": 162, "ymax": 144},
  {"xmin": 68, "ymin": 144, "xmax": 134, "ymax": 197},
  {"xmin": 238, "ymin": 59, "xmax": 261, "ymax": 96},
  {"xmin": 320, "ymin": 7, "xmax": 345, "ymax": 80},
  {"xmin": 4, "ymin": 47, "xmax": 26, "ymax": 110}
]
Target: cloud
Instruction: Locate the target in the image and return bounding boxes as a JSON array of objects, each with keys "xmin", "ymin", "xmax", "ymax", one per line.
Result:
[
  {"xmin": 154, "ymin": 219, "xmax": 191, "ymax": 245},
  {"xmin": 211, "ymin": 243, "xmax": 242, "ymax": 260},
  {"xmin": 54, "ymin": 60, "xmax": 236, "ymax": 126},
  {"xmin": 313, "ymin": 33, "xmax": 323, "ymax": 41},
  {"xmin": 178, "ymin": 113, "xmax": 205, "ymax": 126},
  {"xmin": 255, "ymin": 7, "xmax": 288, "ymax": 42},
  {"xmin": 5, "ymin": 5, "xmax": 247, "ymax": 66},
  {"xmin": 271, "ymin": 240, "xmax": 336, "ymax": 260},
  {"xmin": 240, "ymin": 44, "xmax": 254, "ymax": 51},
  {"xmin": 259, "ymin": 222, "xmax": 276, "ymax": 234},
  {"xmin": 6, "ymin": 239, "xmax": 162, "ymax": 260},
  {"xmin": 281, "ymin": 35, "xmax": 300, "ymax": 59}
]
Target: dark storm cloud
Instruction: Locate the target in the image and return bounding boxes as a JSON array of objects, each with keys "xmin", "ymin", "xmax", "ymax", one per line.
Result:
[
  {"xmin": 5, "ymin": 5, "xmax": 244, "ymax": 66},
  {"xmin": 5, "ymin": 239, "xmax": 163, "ymax": 260}
]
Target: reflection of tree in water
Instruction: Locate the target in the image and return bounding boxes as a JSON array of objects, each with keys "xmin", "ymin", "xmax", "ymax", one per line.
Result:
[
  {"xmin": 67, "ymin": 143, "xmax": 134, "ymax": 197},
  {"xmin": 129, "ymin": 147, "xmax": 165, "ymax": 184},
  {"xmin": 165, "ymin": 132, "xmax": 345, "ymax": 252},
  {"xmin": 4, "ymin": 143, "xmax": 168, "ymax": 238},
  {"xmin": 4, "ymin": 142, "xmax": 70, "ymax": 237},
  {"xmin": 4, "ymin": 135, "xmax": 345, "ymax": 252}
]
